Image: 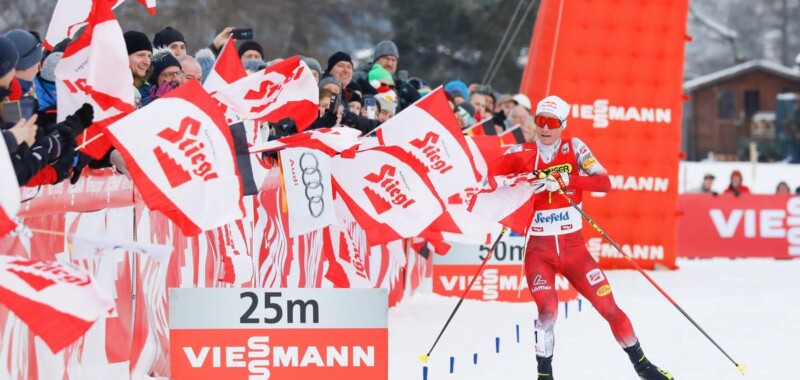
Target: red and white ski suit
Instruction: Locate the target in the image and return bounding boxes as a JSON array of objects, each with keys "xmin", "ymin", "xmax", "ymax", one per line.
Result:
[{"xmin": 521, "ymin": 137, "xmax": 637, "ymax": 358}]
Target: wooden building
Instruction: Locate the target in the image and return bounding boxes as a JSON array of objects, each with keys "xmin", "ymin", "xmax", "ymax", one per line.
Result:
[{"xmin": 683, "ymin": 59, "xmax": 800, "ymax": 161}]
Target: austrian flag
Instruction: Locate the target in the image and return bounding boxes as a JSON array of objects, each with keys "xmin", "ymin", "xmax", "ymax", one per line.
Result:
[
  {"xmin": 0, "ymin": 137, "xmax": 19, "ymax": 237},
  {"xmin": 213, "ymin": 55, "xmax": 319, "ymax": 131},
  {"xmin": 105, "ymin": 80, "xmax": 245, "ymax": 235}
]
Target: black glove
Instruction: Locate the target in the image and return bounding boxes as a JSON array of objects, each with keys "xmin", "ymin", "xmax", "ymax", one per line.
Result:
[
  {"xmin": 272, "ymin": 117, "xmax": 298, "ymax": 139},
  {"xmin": 70, "ymin": 152, "xmax": 92, "ymax": 185},
  {"xmin": 52, "ymin": 151, "xmax": 75, "ymax": 184},
  {"xmin": 63, "ymin": 103, "xmax": 95, "ymax": 136}
]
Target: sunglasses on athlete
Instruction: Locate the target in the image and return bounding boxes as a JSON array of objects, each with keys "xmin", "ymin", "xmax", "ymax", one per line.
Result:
[{"xmin": 533, "ymin": 115, "xmax": 564, "ymax": 129}]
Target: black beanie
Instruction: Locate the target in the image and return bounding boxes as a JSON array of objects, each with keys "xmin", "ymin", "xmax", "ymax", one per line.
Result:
[
  {"xmin": 148, "ymin": 48, "xmax": 182, "ymax": 84},
  {"xmin": 238, "ymin": 40, "xmax": 264, "ymax": 58},
  {"xmin": 325, "ymin": 51, "xmax": 352, "ymax": 74},
  {"xmin": 124, "ymin": 31, "xmax": 153, "ymax": 55},
  {"xmin": 153, "ymin": 26, "xmax": 185, "ymax": 49},
  {"xmin": 0, "ymin": 36, "xmax": 19, "ymax": 79}
]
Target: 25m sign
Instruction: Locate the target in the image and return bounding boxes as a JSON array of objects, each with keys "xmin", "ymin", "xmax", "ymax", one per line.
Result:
[{"xmin": 169, "ymin": 288, "xmax": 388, "ymax": 380}]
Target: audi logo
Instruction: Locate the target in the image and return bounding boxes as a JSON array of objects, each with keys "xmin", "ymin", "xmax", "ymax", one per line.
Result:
[{"xmin": 299, "ymin": 152, "xmax": 325, "ymax": 218}]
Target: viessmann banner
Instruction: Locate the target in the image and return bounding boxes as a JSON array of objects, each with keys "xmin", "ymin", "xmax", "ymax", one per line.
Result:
[
  {"xmin": 520, "ymin": 0, "xmax": 689, "ymax": 269},
  {"xmin": 433, "ymin": 237, "xmax": 578, "ymax": 302},
  {"xmin": 170, "ymin": 288, "xmax": 388, "ymax": 380},
  {"xmin": 679, "ymin": 194, "xmax": 800, "ymax": 258}
]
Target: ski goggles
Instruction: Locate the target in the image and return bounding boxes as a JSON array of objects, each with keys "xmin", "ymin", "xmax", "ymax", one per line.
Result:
[{"xmin": 533, "ymin": 115, "xmax": 564, "ymax": 129}]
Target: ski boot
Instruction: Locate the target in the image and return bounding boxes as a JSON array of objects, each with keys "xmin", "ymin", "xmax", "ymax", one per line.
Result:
[
  {"xmin": 624, "ymin": 341, "xmax": 675, "ymax": 380},
  {"xmin": 536, "ymin": 355, "xmax": 554, "ymax": 380}
]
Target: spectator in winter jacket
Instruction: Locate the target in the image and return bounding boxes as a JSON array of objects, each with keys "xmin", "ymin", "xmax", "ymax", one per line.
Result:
[
  {"xmin": 143, "ymin": 48, "xmax": 182, "ymax": 105},
  {"xmin": 724, "ymin": 170, "xmax": 751, "ymax": 196},
  {"xmin": 4, "ymin": 29, "xmax": 43, "ymax": 97},
  {"xmin": 372, "ymin": 40, "xmax": 419, "ymax": 113},
  {"xmin": 34, "ymin": 41, "xmax": 68, "ymax": 111},
  {"xmin": 125, "ymin": 31, "xmax": 153, "ymax": 102},
  {"xmin": 152, "ymin": 26, "xmax": 186, "ymax": 57}
]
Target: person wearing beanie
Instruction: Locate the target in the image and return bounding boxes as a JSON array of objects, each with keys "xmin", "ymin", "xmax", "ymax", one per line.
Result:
[
  {"xmin": 521, "ymin": 94, "xmax": 674, "ymax": 380},
  {"xmin": 318, "ymin": 76, "xmax": 342, "ymax": 96},
  {"xmin": 348, "ymin": 91, "xmax": 363, "ymax": 115},
  {"xmin": 238, "ymin": 40, "xmax": 264, "ymax": 64},
  {"xmin": 325, "ymin": 51, "xmax": 353, "ymax": 87},
  {"xmin": 143, "ymin": 47, "xmax": 182, "ymax": 105},
  {"xmin": 4, "ymin": 29, "xmax": 43, "ymax": 96},
  {"xmin": 0, "ymin": 35, "xmax": 19, "ymax": 102},
  {"xmin": 243, "ymin": 59, "xmax": 268, "ymax": 74},
  {"xmin": 124, "ymin": 31, "xmax": 153, "ymax": 89},
  {"xmin": 372, "ymin": 40, "xmax": 399, "ymax": 75},
  {"xmin": 34, "ymin": 52, "xmax": 62, "ymax": 110},
  {"xmin": 194, "ymin": 48, "xmax": 215, "ymax": 84},
  {"xmin": 368, "ymin": 63, "xmax": 394, "ymax": 90},
  {"xmin": 152, "ymin": 26, "xmax": 186, "ymax": 57},
  {"xmin": 301, "ymin": 56, "xmax": 322, "ymax": 84},
  {"xmin": 375, "ymin": 88, "xmax": 398, "ymax": 122},
  {"xmin": 444, "ymin": 80, "xmax": 470, "ymax": 104}
]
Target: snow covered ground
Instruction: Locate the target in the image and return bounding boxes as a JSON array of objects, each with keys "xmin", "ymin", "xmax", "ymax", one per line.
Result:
[{"xmin": 389, "ymin": 259, "xmax": 799, "ymax": 380}]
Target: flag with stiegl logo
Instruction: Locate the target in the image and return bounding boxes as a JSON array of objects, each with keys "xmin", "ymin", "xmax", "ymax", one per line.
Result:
[
  {"xmin": 54, "ymin": 0, "xmax": 135, "ymax": 159},
  {"xmin": 43, "ymin": 0, "xmax": 129, "ymax": 50},
  {"xmin": 375, "ymin": 87, "xmax": 481, "ymax": 199},
  {"xmin": 105, "ymin": 80, "xmax": 244, "ymax": 235},
  {"xmin": 279, "ymin": 147, "xmax": 336, "ymax": 237},
  {"xmin": 0, "ymin": 256, "xmax": 115, "ymax": 353},
  {"xmin": 331, "ymin": 146, "xmax": 445, "ymax": 246},
  {"xmin": 213, "ymin": 55, "xmax": 319, "ymax": 131}
]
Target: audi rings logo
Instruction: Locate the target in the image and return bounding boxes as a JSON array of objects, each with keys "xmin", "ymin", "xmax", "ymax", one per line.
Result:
[{"xmin": 299, "ymin": 152, "xmax": 325, "ymax": 217}]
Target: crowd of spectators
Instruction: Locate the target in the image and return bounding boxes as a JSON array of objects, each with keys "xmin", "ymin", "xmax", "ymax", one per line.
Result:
[{"xmin": 1, "ymin": 26, "xmax": 535, "ymax": 190}]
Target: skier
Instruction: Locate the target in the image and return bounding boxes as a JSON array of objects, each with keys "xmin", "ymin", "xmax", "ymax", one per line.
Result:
[{"xmin": 525, "ymin": 95, "xmax": 674, "ymax": 380}]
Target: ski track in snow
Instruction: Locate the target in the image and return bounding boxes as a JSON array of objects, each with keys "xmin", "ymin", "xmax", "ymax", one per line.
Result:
[{"xmin": 389, "ymin": 259, "xmax": 799, "ymax": 380}]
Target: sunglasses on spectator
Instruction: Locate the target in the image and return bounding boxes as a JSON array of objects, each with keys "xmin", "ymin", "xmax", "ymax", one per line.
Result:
[{"xmin": 534, "ymin": 115, "xmax": 563, "ymax": 129}]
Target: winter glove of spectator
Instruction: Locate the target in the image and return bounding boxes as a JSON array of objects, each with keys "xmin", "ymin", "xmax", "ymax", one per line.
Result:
[
  {"xmin": 70, "ymin": 152, "xmax": 92, "ymax": 185},
  {"xmin": 272, "ymin": 118, "xmax": 298, "ymax": 139},
  {"xmin": 63, "ymin": 103, "xmax": 94, "ymax": 136}
]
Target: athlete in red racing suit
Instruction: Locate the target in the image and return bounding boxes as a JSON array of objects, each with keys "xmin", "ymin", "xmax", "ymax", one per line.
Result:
[{"xmin": 523, "ymin": 95, "xmax": 674, "ymax": 380}]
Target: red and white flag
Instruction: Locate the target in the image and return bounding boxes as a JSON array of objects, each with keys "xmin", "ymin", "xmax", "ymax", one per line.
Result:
[
  {"xmin": 203, "ymin": 36, "xmax": 247, "ymax": 94},
  {"xmin": 280, "ymin": 148, "xmax": 336, "ymax": 237},
  {"xmin": 44, "ymin": 0, "xmax": 127, "ymax": 50},
  {"xmin": 54, "ymin": 0, "xmax": 135, "ymax": 159},
  {"xmin": 0, "ymin": 256, "xmax": 115, "ymax": 353},
  {"xmin": 376, "ymin": 87, "xmax": 481, "ymax": 199},
  {"xmin": 0, "ymin": 139, "xmax": 20, "ymax": 237},
  {"xmin": 105, "ymin": 80, "xmax": 245, "ymax": 235},
  {"xmin": 250, "ymin": 127, "xmax": 362, "ymax": 155},
  {"xmin": 137, "ymin": 0, "xmax": 156, "ymax": 15},
  {"xmin": 332, "ymin": 146, "xmax": 445, "ymax": 246},
  {"xmin": 467, "ymin": 147, "xmax": 543, "ymax": 235},
  {"xmin": 214, "ymin": 56, "xmax": 319, "ymax": 131}
]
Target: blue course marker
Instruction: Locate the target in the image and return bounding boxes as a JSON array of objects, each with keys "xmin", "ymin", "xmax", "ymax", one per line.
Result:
[
  {"xmin": 578, "ymin": 298, "xmax": 583, "ymax": 312},
  {"xmin": 449, "ymin": 356, "xmax": 455, "ymax": 373},
  {"xmin": 564, "ymin": 301, "xmax": 569, "ymax": 319},
  {"xmin": 516, "ymin": 324, "xmax": 520, "ymax": 343},
  {"xmin": 473, "ymin": 353, "xmax": 478, "ymax": 365},
  {"xmin": 495, "ymin": 337, "xmax": 500, "ymax": 353},
  {"xmin": 534, "ymin": 319, "xmax": 538, "ymax": 328},
  {"xmin": 423, "ymin": 366, "xmax": 428, "ymax": 380}
]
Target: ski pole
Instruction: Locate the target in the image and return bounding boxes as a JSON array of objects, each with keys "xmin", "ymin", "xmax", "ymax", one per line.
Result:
[
  {"xmin": 555, "ymin": 189, "xmax": 746, "ymax": 375},
  {"xmin": 419, "ymin": 226, "xmax": 509, "ymax": 364}
]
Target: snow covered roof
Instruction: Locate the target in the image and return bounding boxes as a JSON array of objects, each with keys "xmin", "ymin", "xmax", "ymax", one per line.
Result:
[{"xmin": 683, "ymin": 59, "xmax": 800, "ymax": 93}]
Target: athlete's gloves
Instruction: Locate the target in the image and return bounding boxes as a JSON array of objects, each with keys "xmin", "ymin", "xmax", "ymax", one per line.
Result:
[
  {"xmin": 530, "ymin": 178, "xmax": 547, "ymax": 193},
  {"xmin": 544, "ymin": 172, "xmax": 569, "ymax": 192}
]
